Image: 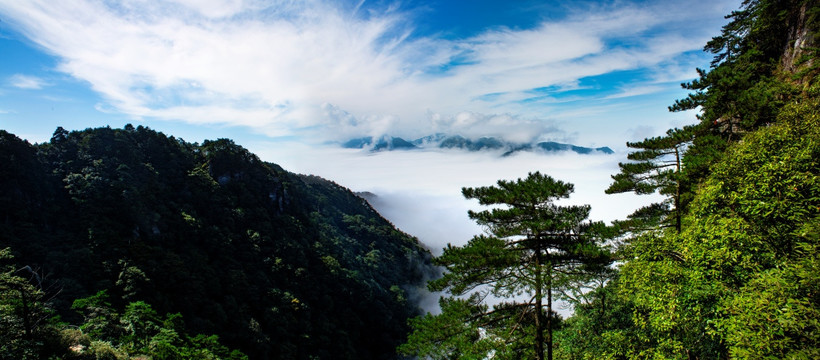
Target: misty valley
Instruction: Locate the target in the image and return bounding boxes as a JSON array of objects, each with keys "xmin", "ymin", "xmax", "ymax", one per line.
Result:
[{"xmin": 2, "ymin": 0, "xmax": 820, "ymax": 359}]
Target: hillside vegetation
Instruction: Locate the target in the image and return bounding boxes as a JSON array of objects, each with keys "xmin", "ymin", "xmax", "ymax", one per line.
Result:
[
  {"xmin": 2, "ymin": 0, "xmax": 818, "ymax": 359},
  {"xmin": 401, "ymin": 0, "xmax": 820, "ymax": 359},
  {"xmin": 0, "ymin": 125, "xmax": 435, "ymax": 359},
  {"xmin": 563, "ymin": 1, "xmax": 820, "ymax": 357}
]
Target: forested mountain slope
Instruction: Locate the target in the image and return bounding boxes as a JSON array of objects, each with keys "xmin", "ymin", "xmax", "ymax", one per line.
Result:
[
  {"xmin": 398, "ymin": 1, "xmax": 820, "ymax": 359},
  {"xmin": 555, "ymin": 0, "xmax": 820, "ymax": 359},
  {"xmin": 0, "ymin": 125, "xmax": 436, "ymax": 359}
]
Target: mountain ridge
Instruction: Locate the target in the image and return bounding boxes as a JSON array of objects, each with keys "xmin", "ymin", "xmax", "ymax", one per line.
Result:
[{"xmin": 341, "ymin": 134, "xmax": 614, "ymax": 155}]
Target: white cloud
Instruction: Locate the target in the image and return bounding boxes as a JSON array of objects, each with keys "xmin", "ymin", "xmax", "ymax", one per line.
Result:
[
  {"xmin": 166, "ymin": 0, "xmax": 254, "ymax": 18},
  {"xmin": 0, "ymin": 0, "xmax": 739, "ymax": 316},
  {"xmin": 8, "ymin": 74, "xmax": 48, "ymax": 89},
  {"xmin": 0, "ymin": 0, "xmax": 739, "ymax": 144},
  {"xmin": 252, "ymin": 142, "xmax": 662, "ymax": 252},
  {"xmin": 429, "ymin": 111, "xmax": 565, "ymax": 143}
]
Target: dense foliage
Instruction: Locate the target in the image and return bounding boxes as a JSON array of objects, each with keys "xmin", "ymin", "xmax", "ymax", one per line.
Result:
[
  {"xmin": 557, "ymin": 81, "xmax": 819, "ymax": 360},
  {"xmin": 3, "ymin": 0, "xmax": 817, "ymax": 358},
  {"xmin": 555, "ymin": 0, "xmax": 820, "ymax": 359},
  {"xmin": 0, "ymin": 125, "xmax": 435, "ymax": 359},
  {"xmin": 610, "ymin": 0, "xmax": 819, "ymax": 231},
  {"xmin": 401, "ymin": 0, "xmax": 820, "ymax": 359},
  {"xmin": 1, "ymin": 247, "xmax": 247, "ymax": 360}
]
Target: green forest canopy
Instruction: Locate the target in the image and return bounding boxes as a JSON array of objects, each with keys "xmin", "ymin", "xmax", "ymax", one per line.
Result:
[
  {"xmin": 1, "ymin": 0, "xmax": 818, "ymax": 359},
  {"xmin": 402, "ymin": 0, "xmax": 820, "ymax": 359},
  {"xmin": 0, "ymin": 125, "xmax": 436, "ymax": 359}
]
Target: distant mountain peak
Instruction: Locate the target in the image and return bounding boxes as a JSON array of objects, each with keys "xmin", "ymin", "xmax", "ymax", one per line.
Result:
[
  {"xmin": 535, "ymin": 141, "xmax": 614, "ymax": 155},
  {"xmin": 342, "ymin": 135, "xmax": 417, "ymax": 151},
  {"xmin": 342, "ymin": 134, "xmax": 613, "ymax": 155}
]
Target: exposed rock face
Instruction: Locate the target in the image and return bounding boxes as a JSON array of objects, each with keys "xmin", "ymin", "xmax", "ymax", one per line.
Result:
[{"xmin": 782, "ymin": 2, "xmax": 817, "ymax": 76}]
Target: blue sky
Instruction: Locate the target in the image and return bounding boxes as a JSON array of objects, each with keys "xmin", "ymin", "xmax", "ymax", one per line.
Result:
[
  {"xmin": 0, "ymin": 0, "xmax": 742, "ymax": 247},
  {"xmin": 0, "ymin": 0, "xmax": 740, "ymax": 146}
]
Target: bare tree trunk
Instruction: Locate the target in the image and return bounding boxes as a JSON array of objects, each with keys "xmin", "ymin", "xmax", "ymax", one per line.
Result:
[
  {"xmin": 547, "ymin": 263, "xmax": 553, "ymax": 360},
  {"xmin": 674, "ymin": 146, "xmax": 682, "ymax": 233},
  {"xmin": 534, "ymin": 245, "xmax": 545, "ymax": 360}
]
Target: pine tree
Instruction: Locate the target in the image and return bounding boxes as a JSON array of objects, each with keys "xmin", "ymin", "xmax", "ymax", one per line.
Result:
[
  {"xmin": 662, "ymin": 0, "xmax": 817, "ymax": 192},
  {"xmin": 611, "ymin": 0, "xmax": 819, "ymax": 237},
  {"xmin": 401, "ymin": 172, "xmax": 611, "ymax": 360},
  {"xmin": 606, "ymin": 127, "xmax": 694, "ymax": 233}
]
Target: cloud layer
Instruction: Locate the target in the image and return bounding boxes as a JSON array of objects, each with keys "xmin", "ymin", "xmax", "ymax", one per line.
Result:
[
  {"xmin": 0, "ymin": 0, "xmax": 739, "ymax": 144},
  {"xmin": 252, "ymin": 142, "xmax": 662, "ymax": 254},
  {"xmin": 250, "ymin": 142, "xmax": 664, "ymax": 315}
]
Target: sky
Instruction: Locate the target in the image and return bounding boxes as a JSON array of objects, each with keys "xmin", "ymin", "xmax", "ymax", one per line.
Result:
[{"xmin": 0, "ymin": 0, "xmax": 741, "ymax": 257}]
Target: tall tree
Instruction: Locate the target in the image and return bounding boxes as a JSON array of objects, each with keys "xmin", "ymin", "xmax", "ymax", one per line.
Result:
[
  {"xmin": 662, "ymin": 0, "xmax": 817, "ymax": 191},
  {"xmin": 575, "ymin": 1, "xmax": 820, "ymax": 358},
  {"xmin": 606, "ymin": 127, "xmax": 694, "ymax": 233},
  {"xmin": 669, "ymin": 0, "xmax": 812, "ymax": 134},
  {"xmin": 401, "ymin": 172, "xmax": 610, "ymax": 360},
  {"xmin": 611, "ymin": 0, "xmax": 819, "ymax": 236}
]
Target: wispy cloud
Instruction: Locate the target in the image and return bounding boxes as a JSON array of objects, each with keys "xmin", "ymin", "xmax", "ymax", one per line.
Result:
[
  {"xmin": 9, "ymin": 74, "xmax": 48, "ymax": 89},
  {"xmin": 0, "ymin": 0, "xmax": 739, "ymax": 142},
  {"xmin": 603, "ymin": 85, "xmax": 668, "ymax": 100}
]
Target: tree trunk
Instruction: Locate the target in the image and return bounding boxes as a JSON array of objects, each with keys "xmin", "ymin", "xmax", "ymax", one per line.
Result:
[
  {"xmin": 674, "ymin": 146, "xmax": 681, "ymax": 233},
  {"xmin": 547, "ymin": 263, "xmax": 553, "ymax": 360},
  {"xmin": 534, "ymin": 244, "xmax": 545, "ymax": 360},
  {"xmin": 598, "ymin": 283, "xmax": 607, "ymax": 336}
]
